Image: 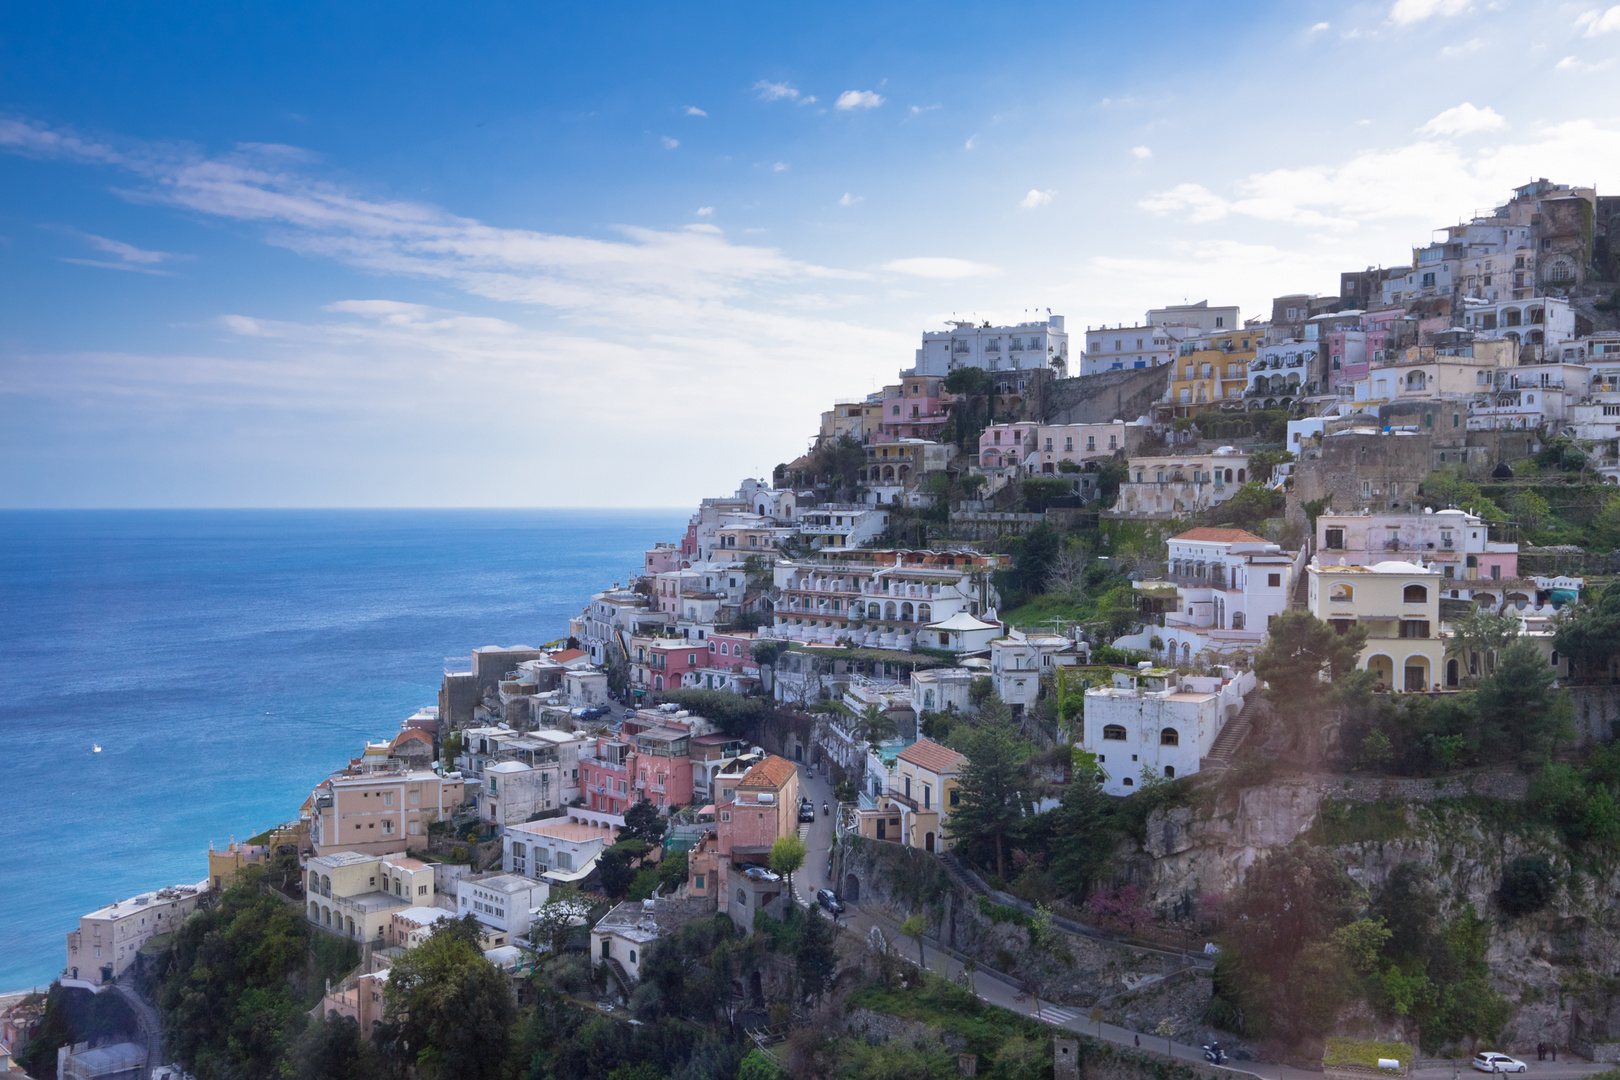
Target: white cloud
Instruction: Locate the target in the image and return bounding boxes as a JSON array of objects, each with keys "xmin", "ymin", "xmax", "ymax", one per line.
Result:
[
  {"xmin": 1018, "ymin": 189, "xmax": 1054, "ymax": 210},
  {"xmin": 1556, "ymin": 54, "xmax": 1615, "ymax": 71},
  {"xmin": 1389, "ymin": 0, "xmax": 1471, "ymax": 24},
  {"xmin": 964, "ymin": 135, "xmax": 977, "ymax": 150},
  {"xmin": 1576, "ymin": 5, "xmax": 1620, "ymax": 34},
  {"xmin": 908, "ymin": 104, "xmax": 940, "ymax": 116},
  {"xmin": 1307, "ymin": 21, "xmax": 1331, "ymax": 33},
  {"xmin": 684, "ymin": 106, "xmax": 707, "ymax": 116},
  {"xmin": 695, "ymin": 206, "xmax": 714, "ymax": 217},
  {"xmin": 1138, "ymin": 183, "xmax": 1230, "ymax": 224},
  {"xmin": 772, "ymin": 161, "xmax": 789, "ymax": 172},
  {"xmin": 753, "ymin": 80, "xmax": 801, "ymax": 102},
  {"xmin": 838, "ymin": 193, "xmax": 862, "ymax": 206},
  {"xmin": 882, "ymin": 257, "xmax": 998, "ymax": 279},
  {"xmin": 1440, "ymin": 38, "xmax": 1484, "ymax": 57},
  {"xmin": 660, "ymin": 136, "xmax": 679, "ymax": 149},
  {"xmin": 835, "ymin": 90, "xmax": 885, "ymax": 111},
  {"xmin": 1130, "ymin": 146, "xmax": 1152, "ymax": 159},
  {"xmin": 1417, "ymin": 102, "xmax": 1506, "ymax": 136},
  {"xmin": 49, "ymin": 225, "xmax": 183, "ymax": 275}
]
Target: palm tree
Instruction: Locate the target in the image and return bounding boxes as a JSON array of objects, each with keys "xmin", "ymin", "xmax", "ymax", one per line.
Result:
[{"xmin": 856, "ymin": 703, "xmax": 898, "ymax": 753}]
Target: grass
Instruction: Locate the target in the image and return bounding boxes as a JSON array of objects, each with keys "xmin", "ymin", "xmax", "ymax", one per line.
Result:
[
  {"xmin": 845, "ymin": 975, "xmax": 1053, "ymax": 1060},
  {"xmin": 999, "ymin": 593, "xmax": 1091, "ymax": 628},
  {"xmin": 1308, "ymin": 799, "xmax": 1411, "ymax": 846},
  {"xmin": 1324, "ymin": 1037, "xmax": 1417, "ymax": 1069}
]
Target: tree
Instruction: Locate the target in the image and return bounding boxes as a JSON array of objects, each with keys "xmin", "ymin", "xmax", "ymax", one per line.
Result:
[
  {"xmin": 1474, "ymin": 639, "xmax": 1557, "ymax": 757},
  {"xmin": 284, "ymin": 1015, "xmax": 381, "ymax": 1080},
  {"xmin": 1359, "ymin": 729, "xmax": 1394, "ymax": 774},
  {"xmin": 1445, "ymin": 607, "xmax": 1520, "ymax": 680},
  {"xmin": 769, "ymin": 834, "xmax": 806, "ymax": 895},
  {"xmin": 622, "ymin": 799, "xmax": 668, "ymax": 847},
  {"xmin": 383, "ymin": 919, "xmax": 515, "ymax": 1080},
  {"xmin": 1254, "ymin": 611, "xmax": 1367, "ymax": 761},
  {"xmin": 948, "ymin": 707, "xmax": 1032, "ymax": 878},
  {"xmin": 1021, "ymin": 477, "xmax": 1072, "ymax": 512},
  {"xmin": 855, "ymin": 703, "xmax": 897, "ymax": 753},
  {"xmin": 796, "ymin": 907, "xmax": 838, "ymax": 1000},
  {"xmin": 597, "ymin": 839, "xmax": 651, "ymax": 900},
  {"xmin": 899, "ymin": 913, "xmax": 928, "ymax": 969},
  {"xmin": 1045, "ymin": 545, "xmax": 1088, "ymax": 606},
  {"xmin": 530, "ymin": 891, "xmax": 594, "ymax": 955},
  {"xmin": 1497, "ymin": 856, "xmax": 1556, "ymax": 917},
  {"xmin": 1555, "ymin": 582, "xmax": 1620, "ymax": 682}
]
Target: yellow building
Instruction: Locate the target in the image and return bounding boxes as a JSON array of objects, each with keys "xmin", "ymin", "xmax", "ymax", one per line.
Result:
[
  {"xmin": 856, "ymin": 737, "xmax": 965, "ymax": 853},
  {"xmin": 1307, "ymin": 558, "xmax": 1446, "ymax": 692},
  {"xmin": 1167, "ymin": 332, "xmax": 1257, "ymax": 416}
]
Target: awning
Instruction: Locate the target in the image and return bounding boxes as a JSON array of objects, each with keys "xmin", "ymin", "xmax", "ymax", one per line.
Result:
[{"xmin": 698, "ymin": 804, "xmax": 716, "ymax": 816}]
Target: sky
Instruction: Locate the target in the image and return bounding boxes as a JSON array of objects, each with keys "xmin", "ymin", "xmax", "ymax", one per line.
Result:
[{"xmin": 2, "ymin": 0, "xmax": 1620, "ymax": 508}]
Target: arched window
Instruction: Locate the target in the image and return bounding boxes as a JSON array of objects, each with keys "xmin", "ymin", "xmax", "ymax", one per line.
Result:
[
  {"xmin": 1403, "ymin": 584, "xmax": 1427, "ymax": 603},
  {"xmin": 1164, "ymin": 766, "xmax": 1175, "ymax": 779},
  {"xmin": 1102, "ymin": 724, "xmax": 1128, "ymax": 741},
  {"xmin": 1330, "ymin": 583, "xmax": 1354, "ymax": 603},
  {"xmin": 1160, "ymin": 728, "xmax": 1180, "ymax": 746},
  {"xmin": 1123, "ymin": 777, "xmax": 1134, "ymax": 787},
  {"xmin": 1236, "ymin": 468, "xmax": 1246, "ymax": 482},
  {"xmin": 1232, "ymin": 611, "xmax": 1245, "ymax": 630}
]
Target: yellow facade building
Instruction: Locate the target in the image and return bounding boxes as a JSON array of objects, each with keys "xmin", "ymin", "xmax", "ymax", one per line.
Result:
[{"xmin": 1307, "ymin": 558, "xmax": 1446, "ymax": 692}]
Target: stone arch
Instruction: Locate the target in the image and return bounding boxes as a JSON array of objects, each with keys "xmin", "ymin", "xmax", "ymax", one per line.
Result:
[
  {"xmin": 1403, "ymin": 654, "xmax": 1430, "ymax": 693},
  {"xmin": 1365, "ymin": 653, "xmax": 1395, "ymax": 688},
  {"xmin": 1160, "ymin": 727, "xmax": 1180, "ymax": 746},
  {"xmin": 843, "ymin": 873, "xmax": 861, "ymax": 902},
  {"xmin": 901, "ymin": 602, "xmax": 914, "ymax": 621},
  {"xmin": 1446, "ymin": 658, "xmax": 1460, "ymax": 688},
  {"xmin": 309, "ymin": 901, "xmax": 319, "ymax": 921}
]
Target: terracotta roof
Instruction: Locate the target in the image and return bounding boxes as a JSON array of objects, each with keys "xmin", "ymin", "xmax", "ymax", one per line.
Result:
[
  {"xmin": 738, "ymin": 754, "xmax": 798, "ymax": 790},
  {"xmin": 897, "ymin": 737, "xmax": 966, "ymax": 775},
  {"xmin": 391, "ymin": 729, "xmax": 433, "ymax": 749},
  {"xmin": 550, "ymin": 649, "xmax": 587, "ymax": 663},
  {"xmin": 1170, "ymin": 527, "xmax": 1268, "ymax": 544}
]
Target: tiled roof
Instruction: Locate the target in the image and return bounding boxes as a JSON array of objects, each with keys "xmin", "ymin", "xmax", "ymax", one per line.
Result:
[
  {"xmin": 739, "ymin": 754, "xmax": 797, "ymax": 790},
  {"xmin": 897, "ymin": 737, "xmax": 967, "ymax": 775},
  {"xmin": 1171, "ymin": 527, "xmax": 1268, "ymax": 544},
  {"xmin": 550, "ymin": 649, "xmax": 588, "ymax": 663}
]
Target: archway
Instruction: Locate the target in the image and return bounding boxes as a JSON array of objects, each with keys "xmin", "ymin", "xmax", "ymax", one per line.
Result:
[
  {"xmin": 1446, "ymin": 658, "xmax": 1459, "ymax": 688},
  {"xmin": 1365, "ymin": 654, "xmax": 1394, "ymax": 689},
  {"xmin": 1403, "ymin": 655, "xmax": 1430, "ymax": 693},
  {"xmin": 844, "ymin": 872, "xmax": 861, "ymax": 902},
  {"xmin": 924, "ymin": 832, "xmax": 935, "ymax": 852}
]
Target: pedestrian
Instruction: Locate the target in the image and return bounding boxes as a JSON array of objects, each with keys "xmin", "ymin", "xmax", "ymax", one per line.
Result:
[
  {"xmin": 1552, "ymin": 1045, "xmax": 1557, "ymax": 1062},
  {"xmin": 1135, "ymin": 1035, "xmax": 1140, "ymax": 1048},
  {"xmin": 1537, "ymin": 1042, "xmax": 1544, "ymax": 1061}
]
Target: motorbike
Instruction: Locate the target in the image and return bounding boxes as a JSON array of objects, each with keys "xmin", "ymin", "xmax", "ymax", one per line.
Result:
[
  {"xmin": 1203, "ymin": 1044, "xmax": 1227, "ymax": 1066},
  {"xmin": 822, "ymin": 802, "xmax": 829, "ymax": 816}
]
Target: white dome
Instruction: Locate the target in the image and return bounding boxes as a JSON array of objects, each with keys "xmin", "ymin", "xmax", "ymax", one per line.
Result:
[{"xmin": 1368, "ymin": 560, "xmax": 1431, "ymax": 574}]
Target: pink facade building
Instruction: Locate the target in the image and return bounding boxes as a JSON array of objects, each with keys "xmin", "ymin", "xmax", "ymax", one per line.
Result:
[
  {"xmin": 716, "ymin": 755, "xmax": 800, "ymax": 856},
  {"xmin": 579, "ymin": 736, "xmax": 632, "ymax": 815}
]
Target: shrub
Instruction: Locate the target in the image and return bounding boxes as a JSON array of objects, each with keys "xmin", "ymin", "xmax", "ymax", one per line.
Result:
[{"xmin": 1497, "ymin": 855, "xmax": 1556, "ymax": 917}]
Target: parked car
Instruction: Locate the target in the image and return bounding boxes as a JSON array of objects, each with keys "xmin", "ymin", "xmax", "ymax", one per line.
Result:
[
  {"xmin": 622, "ymin": 708, "xmax": 636, "ymax": 718},
  {"xmin": 815, "ymin": 888, "xmax": 844, "ymax": 914},
  {"xmin": 1472, "ymin": 1054, "xmax": 1526, "ymax": 1074},
  {"xmin": 798, "ymin": 800, "xmax": 816, "ymax": 823},
  {"xmin": 743, "ymin": 866, "xmax": 781, "ymax": 882}
]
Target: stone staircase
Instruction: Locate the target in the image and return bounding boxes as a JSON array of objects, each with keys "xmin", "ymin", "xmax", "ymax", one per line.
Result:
[
  {"xmin": 1201, "ymin": 691, "xmax": 1260, "ymax": 771},
  {"xmin": 605, "ymin": 957, "xmax": 633, "ymax": 998},
  {"xmin": 939, "ymin": 851, "xmax": 989, "ymax": 899}
]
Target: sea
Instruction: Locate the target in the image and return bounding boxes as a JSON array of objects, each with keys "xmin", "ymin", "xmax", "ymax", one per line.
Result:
[{"xmin": 0, "ymin": 509, "xmax": 688, "ymax": 993}]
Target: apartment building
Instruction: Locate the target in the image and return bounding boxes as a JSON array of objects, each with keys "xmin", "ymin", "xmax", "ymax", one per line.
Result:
[
  {"xmin": 977, "ymin": 420, "xmax": 1146, "ymax": 473},
  {"xmin": 912, "ymin": 315, "xmax": 1069, "ymax": 379},
  {"xmin": 65, "ymin": 885, "xmax": 203, "ymax": 987},
  {"xmin": 910, "ymin": 667, "xmax": 976, "ymax": 715},
  {"xmin": 1111, "ymin": 450, "xmax": 1253, "ymax": 518},
  {"xmin": 502, "ymin": 819, "xmax": 615, "ymax": 886},
  {"xmin": 456, "ymin": 873, "xmax": 549, "ymax": 938},
  {"xmin": 990, "ymin": 628, "xmax": 1081, "ymax": 715},
  {"xmin": 854, "ymin": 737, "xmax": 965, "ymax": 852},
  {"xmin": 1081, "ymin": 667, "xmax": 1255, "ymax": 796},
  {"xmin": 767, "ymin": 549, "xmax": 999, "ymax": 649},
  {"xmin": 1147, "ymin": 300, "xmax": 1240, "ymax": 336},
  {"xmin": 1306, "ymin": 558, "xmax": 1446, "ymax": 692},
  {"xmin": 1317, "ymin": 508, "xmax": 1516, "ymax": 584},
  {"xmin": 305, "ymin": 850, "xmax": 434, "ymax": 943},
  {"xmin": 1166, "ymin": 333, "xmax": 1256, "ymax": 414},
  {"xmin": 1081, "ymin": 323, "xmax": 1187, "ymax": 376},
  {"xmin": 1128, "ymin": 527, "xmax": 1297, "ymax": 664},
  {"xmin": 307, "ymin": 771, "xmax": 466, "ymax": 857}
]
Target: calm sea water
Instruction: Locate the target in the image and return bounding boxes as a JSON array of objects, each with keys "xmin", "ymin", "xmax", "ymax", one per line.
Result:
[{"xmin": 0, "ymin": 509, "xmax": 686, "ymax": 992}]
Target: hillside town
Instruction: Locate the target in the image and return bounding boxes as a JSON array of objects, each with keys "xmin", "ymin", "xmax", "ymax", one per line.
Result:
[{"xmin": 15, "ymin": 177, "xmax": 1620, "ymax": 1080}]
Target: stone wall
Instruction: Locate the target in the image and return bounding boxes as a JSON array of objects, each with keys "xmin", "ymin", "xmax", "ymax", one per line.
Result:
[{"xmin": 1041, "ymin": 366, "xmax": 1168, "ymax": 426}]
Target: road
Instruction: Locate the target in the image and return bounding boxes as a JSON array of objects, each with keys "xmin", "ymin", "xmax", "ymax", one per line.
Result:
[{"xmin": 785, "ymin": 764, "xmax": 1610, "ymax": 1080}]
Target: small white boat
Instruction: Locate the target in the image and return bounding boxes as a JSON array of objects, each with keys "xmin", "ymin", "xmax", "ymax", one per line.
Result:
[{"xmin": 92, "ymin": 744, "xmax": 102, "ymax": 753}]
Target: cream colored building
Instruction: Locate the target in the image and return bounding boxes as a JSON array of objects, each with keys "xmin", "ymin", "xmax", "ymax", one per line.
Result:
[
  {"xmin": 307, "ymin": 770, "xmax": 466, "ymax": 856},
  {"xmin": 65, "ymin": 884, "xmax": 203, "ymax": 988},
  {"xmin": 1306, "ymin": 559, "xmax": 1445, "ymax": 692},
  {"xmin": 1112, "ymin": 450, "xmax": 1253, "ymax": 518},
  {"xmin": 856, "ymin": 737, "xmax": 965, "ymax": 853},
  {"xmin": 305, "ymin": 850, "xmax": 435, "ymax": 943}
]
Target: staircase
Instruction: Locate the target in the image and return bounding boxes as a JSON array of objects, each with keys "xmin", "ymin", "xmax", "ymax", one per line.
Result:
[
  {"xmin": 605, "ymin": 957, "xmax": 633, "ymax": 998},
  {"xmin": 939, "ymin": 851, "xmax": 989, "ymax": 899},
  {"xmin": 1201, "ymin": 691, "xmax": 1260, "ymax": 771}
]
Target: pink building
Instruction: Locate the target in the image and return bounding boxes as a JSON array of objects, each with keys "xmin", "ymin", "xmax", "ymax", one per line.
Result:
[
  {"xmin": 579, "ymin": 737, "xmax": 632, "ymax": 815},
  {"xmin": 707, "ymin": 632, "xmax": 756, "ymax": 671},
  {"xmin": 977, "ymin": 423, "xmax": 1038, "ymax": 469},
  {"xmin": 644, "ymin": 543, "xmax": 681, "ymax": 575},
  {"xmin": 716, "ymin": 755, "xmax": 800, "ymax": 856},
  {"xmin": 626, "ymin": 723, "xmax": 694, "ymax": 809}
]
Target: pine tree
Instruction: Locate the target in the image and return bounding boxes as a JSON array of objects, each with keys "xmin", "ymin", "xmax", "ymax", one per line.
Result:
[{"xmin": 947, "ymin": 706, "xmax": 1030, "ymax": 879}]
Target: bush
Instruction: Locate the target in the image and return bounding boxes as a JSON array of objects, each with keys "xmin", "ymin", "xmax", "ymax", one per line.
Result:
[{"xmin": 1497, "ymin": 855, "xmax": 1556, "ymax": 917}]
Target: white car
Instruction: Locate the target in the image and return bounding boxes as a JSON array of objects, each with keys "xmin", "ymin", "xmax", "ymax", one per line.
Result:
[{"xmin": 1472, "ymin": 1053, "xmax": 1527, "ymax": 1073}]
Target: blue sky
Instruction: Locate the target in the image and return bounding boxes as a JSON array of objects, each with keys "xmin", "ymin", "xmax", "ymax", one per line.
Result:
[{"xmin": 3, "ymin": 0, "xmax": 1619, "ymax": 507}]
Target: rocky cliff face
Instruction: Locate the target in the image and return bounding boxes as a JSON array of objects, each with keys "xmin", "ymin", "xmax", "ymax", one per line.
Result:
[{"xmin": 1133, "ymin": 772, "xmax": 1619, "ymax": 1050}]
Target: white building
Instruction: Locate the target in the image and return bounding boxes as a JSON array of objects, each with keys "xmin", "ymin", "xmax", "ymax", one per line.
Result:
[
  {"xmin": 920, "ymin": 609, "xmax": 1002, "ymax": 653},
  {"xmin": 1147, "ymin": 300, "xmax": 1240, "ymax": 336},
  {"xmin": 502, "ymin": 819, "xmax": 616, "ymax": 886},
  {"xmin": 1081, "ymin": 324, "xmax": 1187, "ymax": 376},
  {"xmin": 913, "ymin": 316, "xmax": 1070, "ymax": 379},
  {"xmin": 793, "ymin": 504, "xmax": 891, "ymax": 549},
  {"xmin": 1461, "ymin": 296, "xmax": 1576, "ymax": 351},
  {"xmin": 765, "ymin": 552, "xmax": 999, "ymax": 649},
  {"xmin": 456, "ymin": 873, "xmax": 549, "ymax": 938},
  {"xmin": 1111, "ymin": 450, "xmax": 1254, "ymax": 518},
  {"xmin": 591, "ymin": 900, "xmax": 667, "ymax": 983},
  {"xmin": 1081, "ymin": 667, "xmax": 1255, "ymax": 795},
  {"xmin": 911, "ymin": 667, "xmax": 976, "ymax": 716},
  {"xmin": 65, "ymin": 884, "xmax": 203, "ymax": 988},
  {"xmin": 580, "ymin": 587, "xmax": 670, "ymax": 666},
  {"xmin": 1125, "ymin": 528, "xmax": 1297, "ymax": 664},
  {"xmin": 478, "ymin": 761, "xmax": 558, "ymax": 829},
  {"xmin": 1249, "ymin": 340, "xmax": 1319, "ymax": 398},
  {"xmin": 990, "ymin": 628, "xmax": 1081, "ymax": 715}
]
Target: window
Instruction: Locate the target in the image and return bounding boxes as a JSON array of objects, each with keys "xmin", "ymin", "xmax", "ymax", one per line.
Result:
[
  {"xmin": 1102, "ymin": 725, "xmax": 1128, "ymax": 741},
  {"xmin": 1399, "ymin": 620, "xmax": 1431, "ymax": 638},
  {"xmin": 1330, "ymin": 583, "xmax": 1354, "ymax": 603},
  {"xmin": 1214, "ymin": 317, "xmax": 1224, "ymax": 328},
  {"xmin": 1325, "ymin": 528, "xmax": 1344, "ymax": 550},
  {"xmin": 949, "ymin": 789, "xmax": 960, "ymax": 807},
  {"xmin": 1403, "ymin": 584, "xmax": 1428, "ymax": 603},
  {"xmin": 694, "ymin": 874, "xmax": 705, "ymax": 890},
  {"xmin": 1268, "ymin": 573, "xmax": 1281, "ymax": 587},
  {"xmin": 1160, "ymin": 728, "xmax": 1180, "ymax": 746}
]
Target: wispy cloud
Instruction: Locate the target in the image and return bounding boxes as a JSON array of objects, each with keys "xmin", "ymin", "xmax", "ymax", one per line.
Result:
[
  {"xmin": 1018, "ymin": 189, "xmax": 1054, "ymax": 210},
  {"xmin": 48, "ymin": 225, "xmax": 183, "ymax": 275},
  {"xmin": 1576, "ymin": 5, "xmax": 1620, "ymax": 34},
  {"xmin": 659, "ymin": 136, "xmax": 679, "ymax": 149},
  {"xmin": 908, "ymin": 104, "xmax": 941, "ymax": 117},
  {"xmin": 882, "ymin": 257, "xmax": 998, "ymax": 279},
  {"xmin": 695, "ymin": 206, "xmax": 714, "ymax": 217},
  {"xmin": 753, "ymin": 81, "xmax": 815, "ymax": 105},
  {"xmin": 1307, "ymin": 21, "xmax": 1331, "ymax": 34},
  {"xmin": 1130, "ymin": 146, "xmax": 1152, "ymax": 159},
  {"xmin": 1440, "ymin": 38, "xmax": 1484, "ymax": 57},
  {"xmin": 1388, "ymin": 0, "xmax": 1471, "ymax": 24},
  {"xmin": 835, "ymin": 90, "xmax": 885, "ymax": 111},
  {"xmin": 772, "ymin": 161, "xmax": 789, "ymax": 172},
  {"xmin": 684, "ymin": 106, "xmax": 707, "ymax": 117},
  {"xmin": 1417, "ymin": 102, "xmax": 1506, "ymax": 136},
  {"xmin": 838, "ymin": 193, "xmax": 862, "ymax": 206},
  {"xmin": 963, "ymin": 135, "xmax": 978, "ymax": 150},
  {"xmin": 1556, "ymin": 54, "xmax": 1614, "ymax": 71}
]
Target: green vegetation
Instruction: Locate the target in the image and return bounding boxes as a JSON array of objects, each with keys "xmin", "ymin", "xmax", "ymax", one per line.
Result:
[
  {"xmin": 15, "ymin": 986, "xmax": 138, "ymax": 1078},
  {"xmin": 1323, "ymin": 1037, "xmax": 1418, "ymax": 1069},
  {"xmin": 651, "ymin": 689, "xmax": 772, "ymax": 736}
]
